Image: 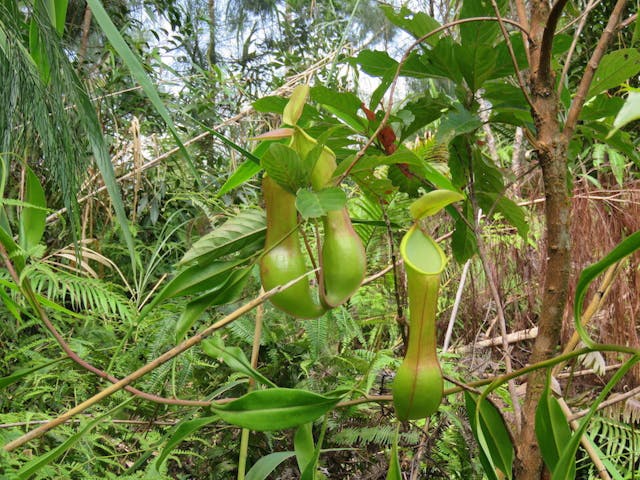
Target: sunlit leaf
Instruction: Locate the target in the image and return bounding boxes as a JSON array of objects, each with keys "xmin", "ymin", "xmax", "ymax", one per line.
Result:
[
  {"xmin": 283, "ymin": 85, "xmax": 309, "ymax": 126},
  {"xmin": 18, "ymin": 166, "xmax": 46, "ymax": 253},
  {"xmin": 409, "ymin": 189, "xmax": 464, "ymax": 220},
  {"xmin": 610, "ymin": 90, "xmax": 640, "ymax": 137},
  {"xmin": 179, "ymin": 209, "xmax": 266, "ymax": 266},
  {"xmin": 587, "ymin": 49, "xmax": 640, "ymax": 99}
]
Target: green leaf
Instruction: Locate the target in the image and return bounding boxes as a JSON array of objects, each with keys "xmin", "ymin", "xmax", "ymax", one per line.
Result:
[
  {"xmin": 253, "ymin": 95, "xmax": 287, "ymax": 114},
  {"xmin": 371, "ymin": 68, "xmax": 396, "ymax": 111},
  {"xmin": 295, "ymin": 188, "xmax": 347, "ymax": 219},
  {"xmin": 174, "ymin": 266, "xmax": 251, "ymax": 340},
  {"xmin": 201, "ymin": 336, "xmax": 276, "ymax": 387},
  {"xmin": 283, "ymin": 85, "xmax": 310, "ymax": 126},
  {"xmin": 262, "ymin": 143, "xmax": 310, "ymax": 193},
  {"xmin": 352, "ymin": 50, "xmax": 398, "ymax": 78},
  {"xmin": 465, "ymin": 392, "xmax": 514, "ymax": 480},
  {"xmin": 419, "ymin": 37, "xmax": 463, "ymax": 83},
  {"xmin": 143, "ymin": 259, "xmax": 243, "ymax": 320},
  {"xmin": 153, "ymin": 416, "xmax": 219, "ymax": 469},
  {"xmin": 210, "ymin": 388, "xmax": 345, "ymax": 431},
  {"xmin": 455, "ymin": 43, "xmax": 499, "ymax": 92},
  {"xmin": 0, "ymin": 286, "xmax": 22, "ymax": 322},
  {"xmin": 311, "ymin": 85, "xmax": 364, "ymax": 131},
  {"xmin": 607, "ymin": 148, "xmax": 627, "ymax": 187},
  {"xmin": 334, "ymin": 149, "xmax": 424, "ymax": 177},
  {"xmin": 437, "ymin": 106, "xmax": 482, "ymax": 141},
  {"xmin": 0, "ymin": 358, "xmax": 66, "ymax": 389},
  {"xmin": 477, "ymin": 193, "xmax": 529, "ymax": 239},
  {"xmin": 18, "ymin": 167, "xmax": 46, "ymax": 253},
  {"xmin": 385, "ymin": 426, "xmax": 402, "ymax": 480},
  {"xmin": 53, "ymin": 0, "xmax": 68, "ymax": 36},
  {"xmin": 179, "ymin": 209, "xmax": 266, "ymax": 266},
  {"xmin": 245, "ymin": 451, "xmax": 296, "ymax": 480},
  {"xmin": 587, "ymin": 49, "xmax": 640, "ymax": 99},
  {"xmin": 409, "ymin": 189, "xmax": 464, "ymax": 220},
  {"xmin": 399, "ymin": 93, "xmax": 450, "ymax": 141},
  {"xmin": 216, "ymin": 136, "xmax": 276, "ymax": 198},
  {"xmin": 380, "ymin": 5, "xmax": 440, "ymax": 45},
  {"xmin": 574, "ymin": 229, "xmax": 640, "ymax": 347},
  {"xmin": 610, "ymin": 90, "xmax": 640, "ymax": 136},
  {"xmin": 85, "ymin": 0, "xmax": 196, "ymax": 177},
  {"xmin": 459, "ymin": 0, "xmax": 506, "ymax": 46},
  {"xmin": 294, "ymin": 423, "xmax": 316, "ymax": 475},
  {"xmin": 535, "ymin": 375, "xmax": 574, "ymax": 476},
  {"xmin": 451, "ymin": 202, "xmax": 477, "ymax": 263}
]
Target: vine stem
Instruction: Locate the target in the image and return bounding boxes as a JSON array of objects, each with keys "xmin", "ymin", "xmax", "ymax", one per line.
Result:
[{"xmin": 2, "ymin": 271, "xmax": 316, "ymax": 453}]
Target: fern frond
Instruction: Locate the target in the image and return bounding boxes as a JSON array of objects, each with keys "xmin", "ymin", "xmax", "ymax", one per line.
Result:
[{"xmin": 27, "ymin": 263, "xmax": 134, "ymax": 322}]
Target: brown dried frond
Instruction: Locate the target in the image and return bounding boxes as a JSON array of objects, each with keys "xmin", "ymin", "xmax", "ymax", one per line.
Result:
[{"xmin": 564, "ymin": 178, "xmax": 640, "ymax": 387}]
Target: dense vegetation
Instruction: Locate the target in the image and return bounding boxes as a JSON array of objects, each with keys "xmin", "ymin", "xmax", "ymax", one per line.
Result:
[{"xmin": 2, "ymin": 0, "xmax": 640, "ymax": 478}]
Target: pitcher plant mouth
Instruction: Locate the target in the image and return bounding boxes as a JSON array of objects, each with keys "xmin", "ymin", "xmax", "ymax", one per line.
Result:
[{"xmin": 400, "ymin": 224, "xmax": 447, "ymax": 276}]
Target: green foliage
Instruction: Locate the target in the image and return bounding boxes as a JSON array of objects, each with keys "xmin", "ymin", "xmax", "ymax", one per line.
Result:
[{"xmin": 2, "ymin": 0, "xmax": 640, "ymax": 478}]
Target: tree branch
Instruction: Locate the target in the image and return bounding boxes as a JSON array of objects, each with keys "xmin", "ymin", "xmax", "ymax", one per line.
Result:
[
  {"xmin": 557, "ymin": 0, "xmax": 601, "ymax": 97},
  {"xmin": 537, "ymin": 0, "xmax": 571, "ymax": 84}
]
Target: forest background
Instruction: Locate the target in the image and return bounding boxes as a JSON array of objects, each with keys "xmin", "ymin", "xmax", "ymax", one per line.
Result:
[{"xmin": 2, "ymin": 0, "xmax": 640, "ymax": 479}]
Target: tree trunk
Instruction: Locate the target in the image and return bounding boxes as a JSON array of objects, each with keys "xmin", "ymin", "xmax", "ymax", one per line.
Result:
[
  {"xmin": 514, "ymin": 0, "xmax": 630, "ymax": 477},
  {"xmin": 515, "ymin": 1, "xmax": 571, "ymax": 477}
]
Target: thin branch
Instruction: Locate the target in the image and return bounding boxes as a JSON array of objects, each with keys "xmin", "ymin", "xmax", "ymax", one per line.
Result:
[
  {"xmin": 442, "ymin": 259, "xmax": 471, "ymax": 353},
  {"xmin": 570, "ymin": 384, "xmax": 640, "ymax": 421},
  {"xmin": 514, "ymin": 0, "xmax": 531, "ymax": 64},
  {"xmin": 558, "ymin": 0, "xmax": 604, "ymax": 33},
  {"xmin": 620, "ymin": 12, "xmax": 638, "ymax": 29},
  {"xmin": 474, "ymin": 219, "xmax": 523, "ymax": 431},
  {"xmin": 490, "ymin": 0, "xmax": 535, "ymax": 111},
  {"xmin": 557, "ymin": 0, "xmax": 601, "ymax": 97},
  {"xmin": 456, "ymin": 327, "xmax": 539, "ymax": 353},
  {"xmin": 563, "ymin": 0, "xmax": 630, "ymax": 139}
]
